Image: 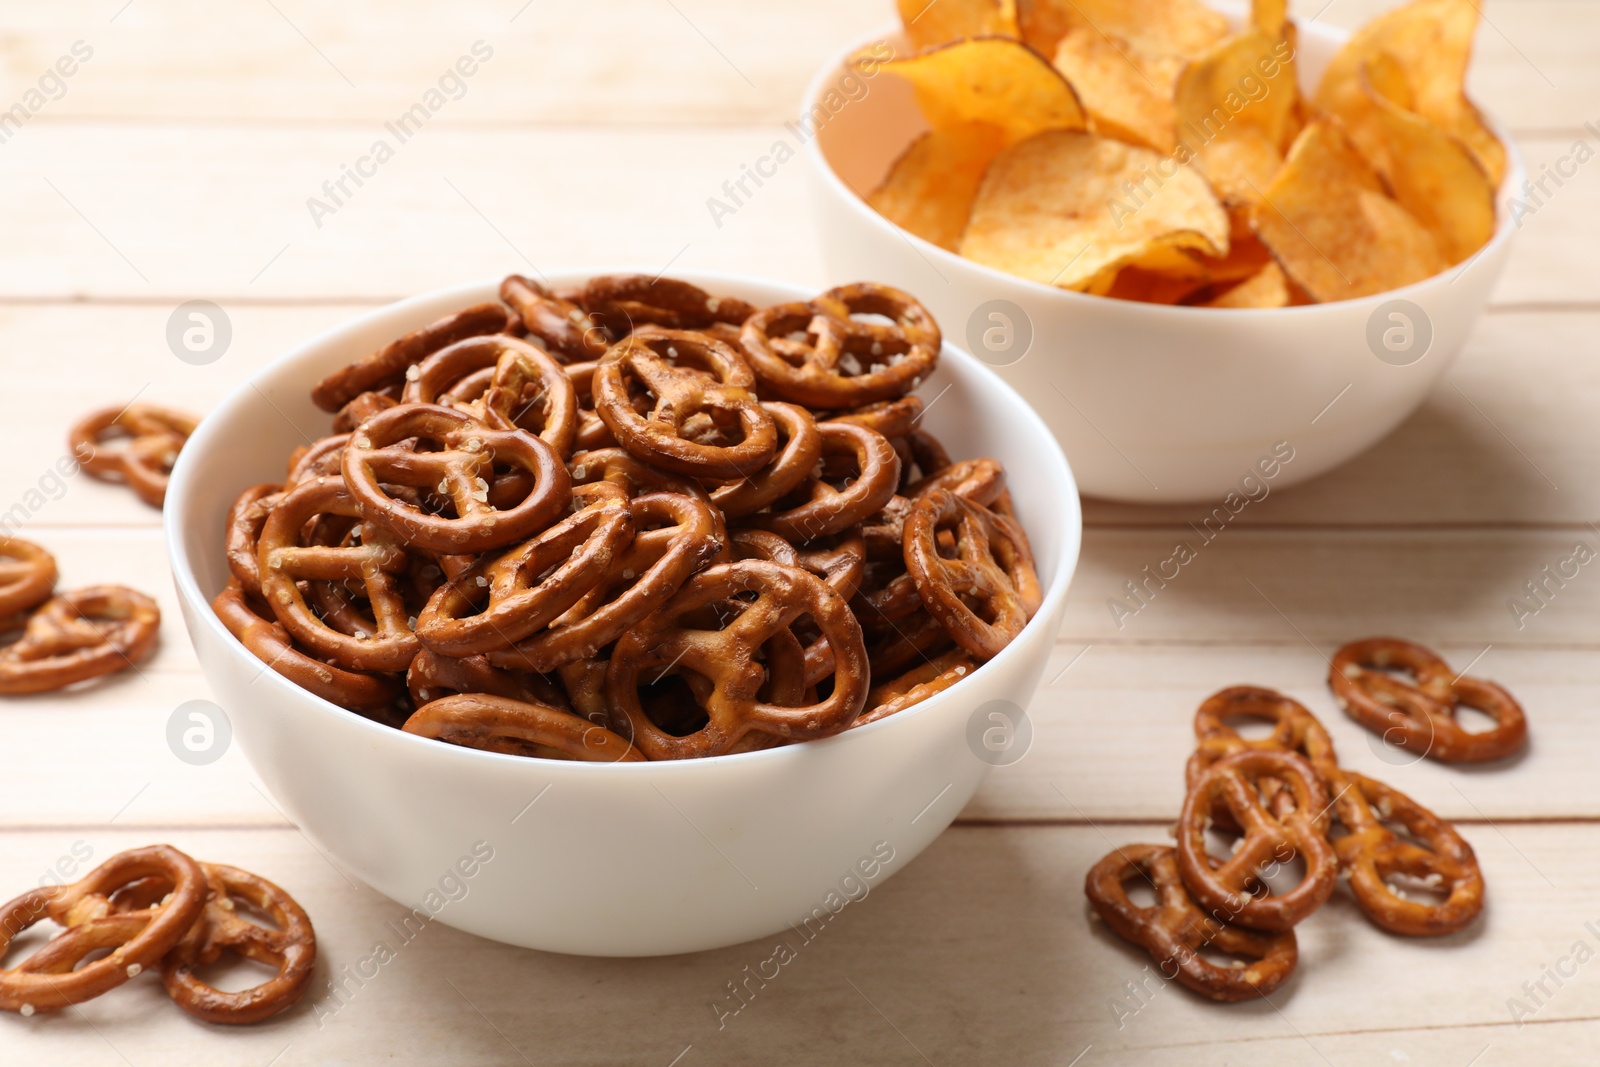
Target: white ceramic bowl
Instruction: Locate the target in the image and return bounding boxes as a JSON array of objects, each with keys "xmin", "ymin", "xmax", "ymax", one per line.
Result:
[
  {"xmin": 165, "ymin": 272, "xmax": 1081, "ymax": 957},
  {"xmin": 805, "ymin": 13, "xmax": 1524, "ymax": 504}
]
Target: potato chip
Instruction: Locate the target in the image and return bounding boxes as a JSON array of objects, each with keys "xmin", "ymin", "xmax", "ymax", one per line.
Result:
[
  {"xmin": 868, "ymin": 124, "xmax": 1007, "ymax": 251},
  {"xmin": 1062, "ymin": 0, "xmax": 1229, "ymax": 65},
  {"xmin": 1350, "ymin": 57, "xmax": 1496, "ymax": 265},
  {"xmin": 1251, "ymin": 120, "xmax": 1445, "ymax": 303},
  {"xmin": 897, "ymin": 0, "xmax": 1019, "ymax": 52},
  {"xmin": 1173, "ymin": 30, "xmax": 1300, "ymax": 205},
  {"xmin": 960, "ymin": 129, "xmax": 1228, "ymax": 290},
  {"xmin": 1052, "ymin": 29, "xmax": 1177, "ymax": 153},
  {"xmin": 1188, "ymin": 129, "xmax": 1284, "ymax": 206},
  {"xmin": 1314, "ymin": 0, "xmax": 1506, "ymax": 186},
  {"xmin": 878, "ymin": 38, "xmax": 1087, "ymax": 145},
  {"xmin": 1105, "ymin": 266, "xmax": 1211, "ymax": 305},
  {"xmin": 1252, "ymin": 0, "xmax": 1288, "ymax": 40},
  {"xmin": 1204, "ymin": 260, "xmax": 1289, "ymax": 307},
  {"xmin": 1017, "ymin": 0, "xmax": 1078, "ymax": 57},
  {"xmin": 1190, "ymin": 230, "xmax": 1276, "ymax": 284}
]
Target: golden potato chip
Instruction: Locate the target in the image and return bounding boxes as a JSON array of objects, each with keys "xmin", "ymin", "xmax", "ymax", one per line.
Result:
[
  {"xmin": 1314, "ymin": 0, "xmax": 1506, "ymax": 186},
  {"xmin": 1063, "ymin": 0, "xmax": 1229, "ymax": 65},
  {"xmin": 1190, "ymin": 231, "xmax": 1276, "ymax": 284},
  {"xmin": 1105, "ymin": 266, "xmax": 1211, "ymax": 305},
  {"xmin": 897, "ymin": 0, "xmax": 1019, "ymax": 52},
  {"xmin": 1190, "ymin": 129, "xmax": 1285, "ymax": 206},
  {"xmin": 1352, "ymin": 57, "xmax": 1495, "ymax": 265},
  {"xmin": 868, "ymin": 124, "xmax": 1007, "ymax": 251},
  {"xmin": 878, "ymin": 38, "xmax": 1086, "ymax": 145},
  {"xmin": 1173, "ymin": 30, "xmax": 1300, "ymax": 204},
  {"xmin": 1252, "ymin": 0, "xmax": 1288, "ymax": 40},
  {"xmin": 1052, "ymin": 28, "xmax": 1177, "ymax": 153},
  {"xmin": 1204, "ymin": 261, "xmax": 1289, "ymax": 307},
  {"xmin": 960, "ymin": 129, "xmax": 1228, "ymax": 290},
  {"xmin": 1251, "ymin": 120, "xmax": 1445, "ymax": 303},
  {"xmin": 1017, "ymin": 0, "xmax": 1078, "ymax": 57}
]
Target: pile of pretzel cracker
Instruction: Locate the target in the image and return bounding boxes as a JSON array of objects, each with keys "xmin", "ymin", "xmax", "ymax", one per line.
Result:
[
  {"xmin": 220, "ymin": 274, "xmax": 1041, "ymax": 760},
  {"xmin": 0, "ymin": 845, "xmax": 314, "ymax": 1024},
  {"xmin": 0, "ymin": 405, "xmax": 202, "ymax": 695},
  {"xmin": 1085, "ymin": 637, "xmax": 1528, "ymax": 1002}
]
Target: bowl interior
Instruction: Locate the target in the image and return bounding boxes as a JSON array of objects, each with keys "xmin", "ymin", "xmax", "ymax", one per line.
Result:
[{"xmin": 167, "ymin": 271, "xmax": 1083, "ymax": 761}]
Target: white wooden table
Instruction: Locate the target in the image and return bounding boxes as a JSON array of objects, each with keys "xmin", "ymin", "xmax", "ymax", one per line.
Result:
[{"xmin": 0, "ymin": 1, "xmax": 1594, "ymax": 1063}]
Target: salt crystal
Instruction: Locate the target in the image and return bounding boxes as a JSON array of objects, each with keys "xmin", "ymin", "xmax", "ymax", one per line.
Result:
[
  {"xmin": 405, "ymin": 364, "xmax": 422, "ymax": 381},
  {"xmin": 126, "ymin": 964, "xmax": 142, "ymax": 978}
]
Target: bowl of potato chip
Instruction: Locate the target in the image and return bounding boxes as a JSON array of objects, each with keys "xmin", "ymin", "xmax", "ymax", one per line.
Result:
[{"xmin": 806, "ymin": 0, "xmax": 1521, "ymax": 503}]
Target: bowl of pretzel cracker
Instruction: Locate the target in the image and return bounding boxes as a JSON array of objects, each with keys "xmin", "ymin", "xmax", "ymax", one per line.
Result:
[{"xmin": 166, "ymin": 270, "xmax": 1080, "ymax": 956}]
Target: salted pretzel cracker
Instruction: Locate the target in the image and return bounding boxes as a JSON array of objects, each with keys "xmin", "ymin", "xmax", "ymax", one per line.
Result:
[
  {"xmin": 580, "ymin": 274, "xmax": 755, "ymax": 338},
  {"xmin": 855, "ymin": 649, "xmax": 978, "ymax": 727},
  {"xmin": 1329, "ymin": 637, "xmax": 1528, "ymax": 763},
  {"xmin": 906, "ymin": 457, "xmax": 1006, "ymax": 508},
  {"xmin": 1176, "ymin": 750, "xmax": 1340, "ymax": 933},
  {"xmin": 607, "ymin": 560, "xmax": 868, "ymax": 759},
  {"xmin": 825, "ymin": 395, "xmax": 924, "ymax": 439},
  {"xmin": 331, "ymin": 390, "xmax": 399, "ymax": 434},
  {"xmin": 224, "ymin": 484, "xmax": 283, "ymax": 598},
  {"xmin": 69, "ymin": 403, "xmax": 198, "ymax": 508},
  {"xmin": 751, "ymin": 421, "xmax": 901, "ymax": 542},
  {"xmin": 904, "ymin": 489, "xmax": 1040, "ymax": 661},
  {"xmin": 404, "ymin": 693, "xmax": 644, "ymax": 762},
  {"xmin": 0, "ymin": 538, "xmax": 57, "ymax": 617},
  {"xmin": 1085, "ymin": 844, "xmax": 1298, "ymax": 1002},
  {"xmin": 1332, "ymin": 771, "xmax": 1484, "ymax": 937},
  {"xmin": 342, "ymin": 403, "xmax": 572, "ymax": 555},
  {"xmin": 1186, "ymin": 686, "xmax": 1338, "ymax": 827},
  {"xmin": 407, "ymin": 649, "xmax": 568, "ymax": 709},
  {"xmin": 161, "ymin": 863, "xmax": 317, "ymax": 1025},
  {"xmin": 416, "ymin": 482, "xmax": 632, "ymax": 655},
  {"xmin": 501, "ymin": 274, "xmax": 610, "ymax": 362},
  {"xmin": 257, "ymin": 477, "xmax": 420, "ymax": 672},
  {"xmin": 740, "ymin": 283, "xmax": 940, "ymax": 407},
  {"xmin": 401, "ymin": 335, "xmax": 579, "ymax": 458},
  {"xmin": 565, "ymin": 359, "xmax": 619, "ymax": 451},
  {"xmin": 0, "ymin": 585, "xmax": 161, "ymax": 695},
  {"xmin": 731, "ymin": 529, "xmax": 867, "ymax": 686},
  {"xmin": 311, "ymin": 302, "xmax": 513, "ymax": 412},
  {"xmin": 490, "ymin": 490, "xmax": 721, "ymax": 673},
  {"xmin": 0, "ymin": 845, "xmax": 207, "ymax": 1014},
  {"xmin": 283, "ymin": 433, "xmax": 348, "ymax": 489},
  {"xmin": 709, "ymin": 402, "xmax": 823, "ymax": 518},
  {"xmin": 213, "ymin": 585, "xmax": 401, "ymax": 714},
  {"xmin": 593, "ymin": 327, "xmax": 778, "ymax": 480}
]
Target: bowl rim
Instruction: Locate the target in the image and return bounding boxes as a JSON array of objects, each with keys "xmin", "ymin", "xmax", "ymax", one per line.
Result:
[
  {"xmin": 803, "ymin": 11, "xmax": 1527, "ymax": 318},
  {"xmin": 164, "ymin": 269, "xmax": 1084, "ymax": 776}
]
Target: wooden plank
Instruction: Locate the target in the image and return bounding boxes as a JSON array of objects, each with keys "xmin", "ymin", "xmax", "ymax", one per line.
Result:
[
  {"xmin": 1065, "ymin": 527, "xmax": 1600, "ymax": 648},
  {"xmin": 3, "ymin": 304, "xmax": 1597, "ymax": 531},
  {"xmin": 0, "ymin": 126, "xmax": 1585, "ymax": 304},
  {"xmin": 0, "ymin": 1, "xmax": 1587, "ymax": 133},
  {"xmin": 0, "ymin": 823, "xmax": 1591, "ymax": 1063},
  {"xmin": 976, "ymin": 642, "xmax": 1582, "ymax": 822},
  {"xmin": 0, "ymin": 0, "xmax": 888, "ymax": 126},
  {"xmin": 0, "ymin": 124, "xmax": 831, "ymax": 302}
]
